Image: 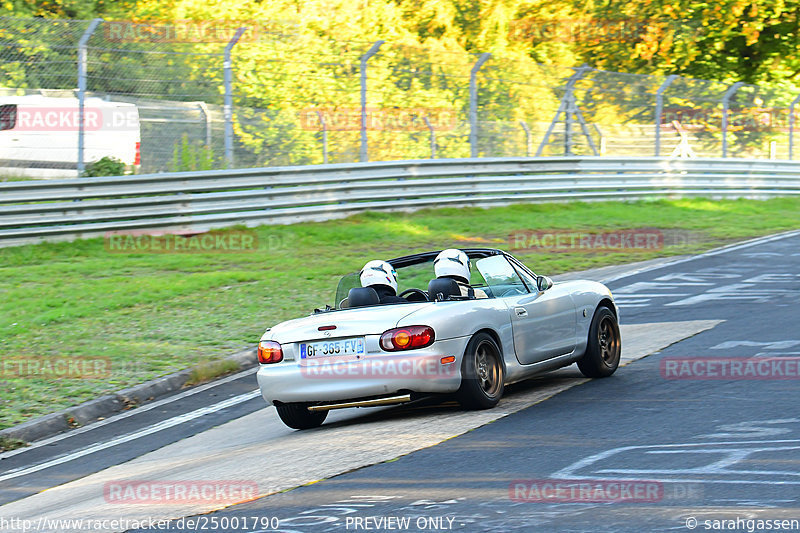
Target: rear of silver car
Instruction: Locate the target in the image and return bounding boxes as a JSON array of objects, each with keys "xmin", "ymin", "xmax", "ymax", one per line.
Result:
[{"xmin": 256, "ymin": 304, "xmax": 467, "ymax": 406}]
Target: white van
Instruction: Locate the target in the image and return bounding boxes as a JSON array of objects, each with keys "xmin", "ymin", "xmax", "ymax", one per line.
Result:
[{"xmin": 0, "ymin": 95, "xmax": 141, "ymax": 178}]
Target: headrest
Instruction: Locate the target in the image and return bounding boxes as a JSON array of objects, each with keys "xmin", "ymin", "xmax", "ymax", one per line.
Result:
[
  {"xmin": 428, "ymin": 277, "xmax": 461, "ymax": 301},
  {"xmin": 347, "ymin": 287, "xmax": 380, "ymax": 308}
]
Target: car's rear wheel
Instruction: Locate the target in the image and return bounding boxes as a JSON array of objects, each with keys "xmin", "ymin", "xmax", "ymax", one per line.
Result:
[
  {"xmin": 456, "ymin": 332, "xmax": 504, "ymax": 409},
  {"xmin": 275, "ymin": 402, "xmax": 328, "ymax": 429},
  {"xmin": 577, "ymin": 306, "xmax": 621, "ymax": 378}
]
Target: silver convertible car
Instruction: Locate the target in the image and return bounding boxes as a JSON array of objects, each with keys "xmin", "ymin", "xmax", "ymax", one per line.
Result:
[{"xmin": 257, "ymin": 248, "xmax": 621, "ymax": 429}]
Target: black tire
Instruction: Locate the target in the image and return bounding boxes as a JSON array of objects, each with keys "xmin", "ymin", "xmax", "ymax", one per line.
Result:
[
  {"xmin": 577, "ymin": 306, "xmax": 621, "ymax": 378},
  {"xmin": 275, "ymin": 403, "xmax": 328, "ymax": 430},
  {"xmin": 456, "ymin": 332, "xmax": 505, "ymax": 410}
]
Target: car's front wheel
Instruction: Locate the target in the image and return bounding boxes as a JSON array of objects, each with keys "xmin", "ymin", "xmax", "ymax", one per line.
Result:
[
  {"xmin": 275, "ymin": 402, "xmax": 328, "ymax": 429},
  {"xmin": 456, "ymin": 332, "xmax": 505, "ymax": 409},
  {"xmin": 577, "ymin": 306, "xmax": 621, "ymax": 378}
]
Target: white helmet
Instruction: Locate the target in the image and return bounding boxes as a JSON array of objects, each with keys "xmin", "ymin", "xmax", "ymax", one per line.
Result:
[
  {"xmin": 434, "ymin": 249, "xmax": 471, "ymax": 283},
  {"xmin": 360, "ymin": 260, "xmax": 398, "ymax": 293}
]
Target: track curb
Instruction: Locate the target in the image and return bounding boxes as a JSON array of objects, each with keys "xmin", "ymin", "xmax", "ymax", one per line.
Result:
[{"xmin": 0, "ymin": 348, "xmax": 257, "ymax": 445}]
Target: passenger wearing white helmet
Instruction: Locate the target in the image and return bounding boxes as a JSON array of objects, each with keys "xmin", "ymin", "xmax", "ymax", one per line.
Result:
[
  {"xmin": 359, "ymin": 260, "xmax": 407, "ymax": 304},
  {"xmin": 433, "ymin": 249, "xmax": 487, "ymax": 298}
]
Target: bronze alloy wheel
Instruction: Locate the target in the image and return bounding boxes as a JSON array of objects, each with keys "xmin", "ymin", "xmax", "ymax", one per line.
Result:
[
  {"xmin": 598, "ymin": 315, "xmax": 621, "ymax": 364},
  {"xmin": 577, "ymin": 306, "xmax": 621, "ymax": 378},
  {"xmin": 474, "ymin": 338, "xmax": 503, "ymax": 398},
  {"xmin": 457, "ymin": 332, "xmax": 505, "ymax": 409}
]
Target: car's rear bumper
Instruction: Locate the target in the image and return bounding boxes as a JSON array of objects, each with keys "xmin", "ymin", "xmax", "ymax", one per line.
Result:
[{"xmin": 257, "ymin": 338, "xmax": 467, "ymax": 404}]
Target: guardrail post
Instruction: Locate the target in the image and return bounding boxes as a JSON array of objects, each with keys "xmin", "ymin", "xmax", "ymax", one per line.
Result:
[
  {"xmin": 423, "ymin": 116, "xmax": 436, "ymax": 158},
  {"xmin": 789, "ymin": 94, "xmax": 800, "ymax": 160},
  {"xmin": 519, "ymin": 120, "xmax": 531, "ymax": 157},
  {"xmin": 77, "ymin": 18, "xmax": 102, "ymax": 175},
  {"xmin": 316, "ymin": 110, "xmax": 328, "ymax": 164},
  {"xmin": 469, "ymin": 53, "xmax": 491, "ymax": 158},
  {"xmin": 654, "ymin": 74, "xmax": 679, "ymax": 156},
  {"xmin": 224, "ymin": 28, "xmax": 246, "ymax": 168},
  {"xmin": 360, "ymin": 41, "xmax": 384, "ymax": 162},
  {"xmin": 721, "ymin": 82, "xmax": 743, "ymax": 158}
]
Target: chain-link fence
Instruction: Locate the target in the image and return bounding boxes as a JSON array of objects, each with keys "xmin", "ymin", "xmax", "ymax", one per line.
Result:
[{"xmin": 3, "ymin": 16, "xmax": 800, "ymax": 178}]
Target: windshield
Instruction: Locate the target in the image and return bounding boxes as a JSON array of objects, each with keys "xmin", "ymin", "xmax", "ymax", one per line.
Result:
[{"xmin": 474, "ymin": 255, "xmax": 530, "ymax": 297}]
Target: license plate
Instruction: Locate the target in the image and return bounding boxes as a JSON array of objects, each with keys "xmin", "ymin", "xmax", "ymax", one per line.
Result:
[{"xmin": 300, "ymin": 337, "xmax": 365, "ymax": 359}]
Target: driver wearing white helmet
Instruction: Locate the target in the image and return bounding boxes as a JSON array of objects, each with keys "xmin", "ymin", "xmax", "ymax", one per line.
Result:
[
  {"xmin": 433, "ymin": 249, "xmax": 487, "ymax": 298},
  {"xmin": 359, "ymin": 260, "xmax": 407, "ymax": 304}
]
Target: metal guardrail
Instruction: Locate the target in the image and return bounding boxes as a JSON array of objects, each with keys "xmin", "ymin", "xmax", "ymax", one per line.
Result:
[{"xmin": 2, "ymin": 157, "xmax": 800, "ymax": 247}]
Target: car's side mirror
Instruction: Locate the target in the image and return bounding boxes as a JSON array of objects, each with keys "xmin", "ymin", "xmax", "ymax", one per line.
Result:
[{"xmin": 536, "ymin": 276, "xmax": 553, "ymax": 292}]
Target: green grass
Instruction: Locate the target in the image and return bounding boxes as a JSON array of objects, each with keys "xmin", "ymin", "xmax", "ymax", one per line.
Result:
[{"xmin": 2, "ymin": 197, "xmax": 800, "ymax": 431}]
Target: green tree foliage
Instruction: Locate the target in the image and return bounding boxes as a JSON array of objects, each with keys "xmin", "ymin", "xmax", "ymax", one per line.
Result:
[
  {"xmin": 2, "ymin": 0, "xmax": 140, "ymax": 19},
  {"xmin": 4, "ymin": 0, "xmax": 798, "ymax": 162},
  {"xmin": 6, "ymin": 0, "xmax": 800, "ymax": 86},
  {"xmin": 543, "ymin": 0, "xmax": 800, "ymax": 85}
]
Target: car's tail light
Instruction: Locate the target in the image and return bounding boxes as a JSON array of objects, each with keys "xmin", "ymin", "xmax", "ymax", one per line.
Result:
[
  {"xmin": 379, "ymin": 326, "xmax": 435, "ymax": 351},
  {"xmin": 258, "ymin": 340, "xmax": 283, "ymax": 363},
  {"xmin": 134, "ymin": 141, "xmax": 141, "ymax": 166}
]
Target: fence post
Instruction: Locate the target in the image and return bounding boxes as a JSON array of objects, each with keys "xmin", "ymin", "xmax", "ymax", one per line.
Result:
[
  {"xmin": 316, "ymin": 110, "xmax": 328, "ymax": 164},
  {"xmin": 519, "ymin": 120, "xmax": 531, "ymax": 157},
  {"xmin": 469, "ymin": 53, "xmax": 491, "ymax": 158},
  {"xmin": 359, "ymin": 40, "xmax": 384, "ymax": 162},
  {"xmin": 77, "ymin": 18, "xmax": 102, "ymax": 175},
  {"xmin": 654, "ymin": 74, "xmax": 678, "ymax": 156},
  {"xmin": 721, "ymin": 81, "xmax": 743, "ymax": 158},
  {"xmin": 789, "ymin": 94, "xmax": 800, "ymax": 160},
  {"xmin": 224, "ymin": 28, "xmax": 246, "ymax": 168},
  {"xmin": 564, "ymin": 90, "xmax": 575, "ymax": 155},
  {"xmin": 196, "ymin": 101, "xmax": 212, "ymax": 149},
  {"xmin": 593, "ymin": 124, "xmax": 606, "ymax": 156},
  {"xmin": 423, "ymin": 116, "xmax": 436, "ymax": 158},
  {"xmin": 536, "ymin": 65, "xmax": 591, "ymax": 157}
]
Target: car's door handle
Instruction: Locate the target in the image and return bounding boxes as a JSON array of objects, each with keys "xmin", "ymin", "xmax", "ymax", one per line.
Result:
[{"xmin": 514, "ymin": 307, "xmax": 528, "ymax": 317}]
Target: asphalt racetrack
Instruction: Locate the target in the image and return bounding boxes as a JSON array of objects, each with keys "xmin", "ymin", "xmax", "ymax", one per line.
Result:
[{"xmin": 1, "ymin": 230, "xmax": 799, "ymax": 533}]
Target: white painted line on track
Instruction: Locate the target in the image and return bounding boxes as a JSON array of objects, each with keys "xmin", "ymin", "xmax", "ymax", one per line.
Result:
[
  {"xmin": 602, "ymin": 229, "xmax": 800, "ymax": 284},
  {"xmin": 0, "ymin": 390, "xmax": 261, "ymax": 482},
  {"xmin": 0, "ymin": 367, "xmax": 258, "ymax": 461},
  {"xmin": 552, "ymin": 439, "xmax": 800, "ymax": 485}
]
